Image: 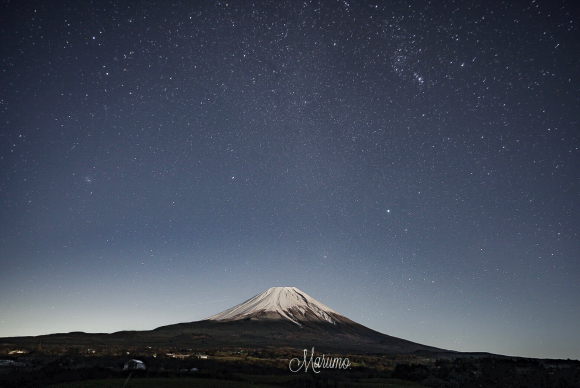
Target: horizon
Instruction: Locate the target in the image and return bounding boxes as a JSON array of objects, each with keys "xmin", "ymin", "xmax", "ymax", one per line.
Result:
[
  {"xmin": 1, "ymin": 0, "xmax": 578, "ymax": 361},
  {"xmin": 1, "ymin": 284, "xmax": 578, "ymax": 360}
]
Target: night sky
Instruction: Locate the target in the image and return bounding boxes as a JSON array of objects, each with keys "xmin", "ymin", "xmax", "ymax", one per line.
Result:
[{"xmin": 1, "ymin": 0, "xmax": 579, "ymax": 360}]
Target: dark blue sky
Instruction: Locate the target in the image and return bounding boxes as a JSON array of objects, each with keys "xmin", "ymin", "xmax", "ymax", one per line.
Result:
[{"xmin": 1, "ymin": 0, "xmax": 579, "ymax": 359}]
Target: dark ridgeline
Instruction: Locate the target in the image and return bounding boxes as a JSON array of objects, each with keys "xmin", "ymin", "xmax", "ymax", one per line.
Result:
[{"xmin": 0, "ymin": 287, "xmax": 460, "ymax": 356}]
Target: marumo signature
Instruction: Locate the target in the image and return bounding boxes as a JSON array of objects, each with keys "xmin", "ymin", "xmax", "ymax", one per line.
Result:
[{"xmin": 289, "ymin": 347, "xmax": 351, "ymax": 373}]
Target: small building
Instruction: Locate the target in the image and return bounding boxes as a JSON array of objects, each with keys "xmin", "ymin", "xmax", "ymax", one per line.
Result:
[{"xmin": 123, "ymin": 359, "xmax": 146, "ymax": 371}]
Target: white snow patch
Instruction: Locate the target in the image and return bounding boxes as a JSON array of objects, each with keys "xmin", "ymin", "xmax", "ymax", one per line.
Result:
[{"xmin": 205, "ymin": 287, "xmax": 339, "ymax": 326}]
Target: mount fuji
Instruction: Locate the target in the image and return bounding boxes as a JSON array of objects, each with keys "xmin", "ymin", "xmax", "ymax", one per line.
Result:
[{"xmin": 151, "ymin": 286, "xmax": 454, "ymax": 355}]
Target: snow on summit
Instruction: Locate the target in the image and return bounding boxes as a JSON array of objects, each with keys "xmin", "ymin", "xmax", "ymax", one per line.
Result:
[{"xmin": 205, "ymin": 287, "xmax": 340, "ymax": 326}]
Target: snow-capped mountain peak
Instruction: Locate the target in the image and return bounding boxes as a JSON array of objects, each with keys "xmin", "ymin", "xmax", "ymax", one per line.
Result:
[{"xmin": 205, "ymin": 287, "xmax": 341, "ymax": 326}]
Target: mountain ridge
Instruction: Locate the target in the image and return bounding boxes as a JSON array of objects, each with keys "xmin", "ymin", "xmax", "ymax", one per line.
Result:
[{"xmin": 0, "ymin": 286, "xmax": 460, "ymax": 356}]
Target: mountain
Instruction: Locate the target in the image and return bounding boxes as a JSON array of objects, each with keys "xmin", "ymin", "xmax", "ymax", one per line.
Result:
[
  {"xmin": 152, "ymin": 286, "xmax": 454, "ymax": 355},
  {"xmin": 0, "ymin": 287, "xmax": 460, "ymax": 356}
]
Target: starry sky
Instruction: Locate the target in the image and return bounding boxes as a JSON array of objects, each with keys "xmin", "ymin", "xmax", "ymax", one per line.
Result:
[{"xmin": 1, "ymin": 0, "xmax": 579, "ymax": 360}]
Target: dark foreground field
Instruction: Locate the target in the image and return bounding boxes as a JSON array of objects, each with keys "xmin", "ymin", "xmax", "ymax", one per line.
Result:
[
  {"xmin": 0, "ymin": 352, "xmax": 424, "ymax": 388},
  {"xmin": 47, "ymin": 376, "xmax": 426, "ymax": 388},
  {"xmin": 0, "ymin": 346, "xmax": 579, "ymax": 388}
]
